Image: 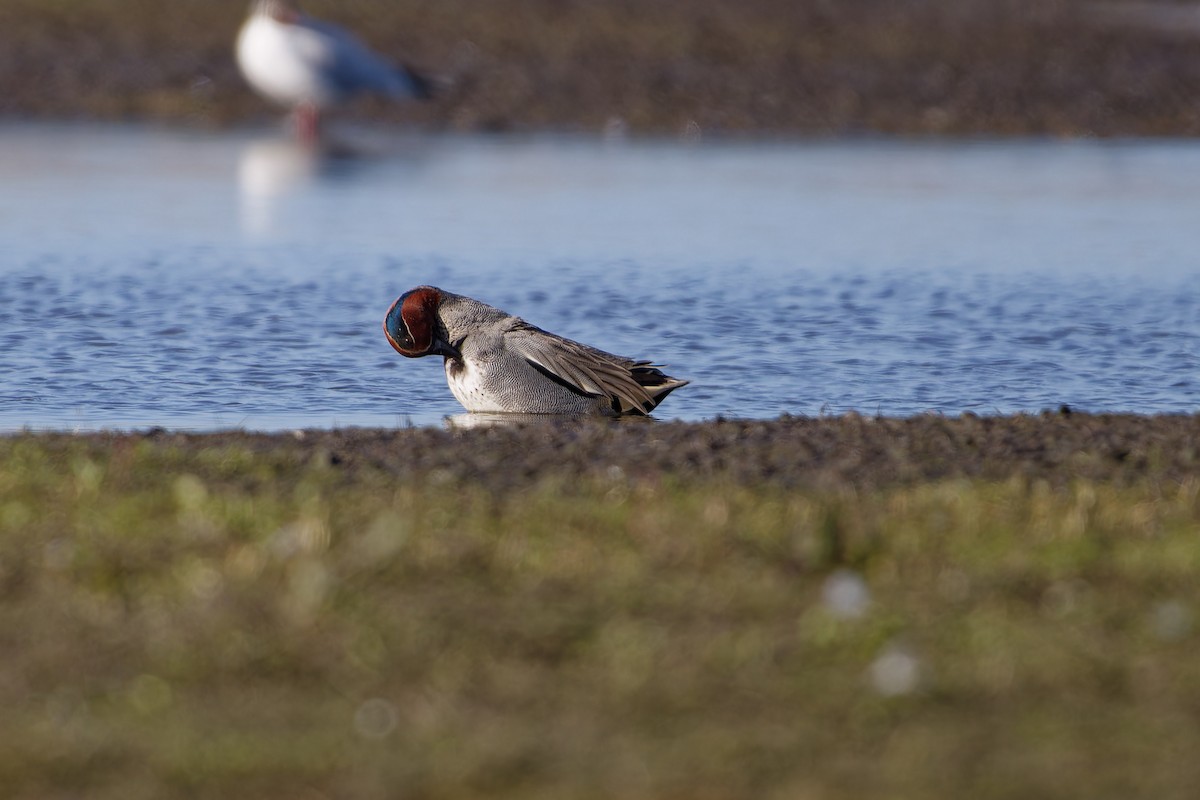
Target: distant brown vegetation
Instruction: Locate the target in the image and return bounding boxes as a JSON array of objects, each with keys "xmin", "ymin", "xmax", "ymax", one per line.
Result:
[{"xmin": 1, "ymin": 0, "xmax": 1198, "ymax": 135}]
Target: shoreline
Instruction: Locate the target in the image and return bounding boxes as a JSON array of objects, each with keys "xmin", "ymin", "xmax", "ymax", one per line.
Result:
[
  {"xmin": 8, "ymin": 411, "xmax": 1199, "ymax": 490},
  {"xmin": 2, "ymin": 0, "xmax": 1198, "ymax": 138}
]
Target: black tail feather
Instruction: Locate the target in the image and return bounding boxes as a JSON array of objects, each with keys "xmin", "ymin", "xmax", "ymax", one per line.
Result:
[{"xmin": 400, "ymin": 63, "xmax": 434, "ymax": 100}]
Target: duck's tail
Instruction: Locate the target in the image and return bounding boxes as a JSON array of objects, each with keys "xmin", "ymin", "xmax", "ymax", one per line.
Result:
[{"xmin": 629, "ymin": 366, "xmax": 690, "ymax": 414}]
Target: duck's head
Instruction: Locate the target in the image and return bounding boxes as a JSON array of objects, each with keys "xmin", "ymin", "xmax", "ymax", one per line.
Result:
[{"xmin": 384, "ymin": 286, "xmax": 461, "ymax": 359}]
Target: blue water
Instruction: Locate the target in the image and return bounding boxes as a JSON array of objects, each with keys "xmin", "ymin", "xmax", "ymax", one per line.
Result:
[{"xmin": 1, "ymin": 123, "xmax": 1197, "ymax": 430}]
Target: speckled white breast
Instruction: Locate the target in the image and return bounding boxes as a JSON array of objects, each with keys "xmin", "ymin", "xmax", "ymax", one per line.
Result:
[
  {"xmin": 444, "ymin": 357, "xmax": 510, "ymax": 413},
  {"xmin": 442, "ymin": 355, "xmax": 608, "ymax": 415}
]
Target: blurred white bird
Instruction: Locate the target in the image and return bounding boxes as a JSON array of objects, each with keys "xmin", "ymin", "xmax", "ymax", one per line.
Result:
[{"xmin": 236, "ymin": 0, "xmax": 431, "ymax": 140}]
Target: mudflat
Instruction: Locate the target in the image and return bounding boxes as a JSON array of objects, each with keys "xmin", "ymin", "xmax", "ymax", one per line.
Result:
[
  {"xmin": 1, "ymin": 0, "xmax": 1198, "ymax": 136},
  {"xmin": 21, "ymin": 410, "xmax": 1200, "ymax": 490}
]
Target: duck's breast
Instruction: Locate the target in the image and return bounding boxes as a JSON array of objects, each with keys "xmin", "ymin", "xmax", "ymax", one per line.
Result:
[{"xmin": 444, "ymin": 350, "xmax": 604, "ymax": 415}]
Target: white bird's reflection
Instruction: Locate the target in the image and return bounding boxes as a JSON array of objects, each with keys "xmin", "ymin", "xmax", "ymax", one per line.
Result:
[
  {"xmin": 237, "ymin": 135, "xmax": 376, "ymax": 236},
  {"xmin": 240, "ymin": 138, "xmax": 323, "ymax": 195},
  {"xmin": 238, "ymin": 137, "xmax": 334, "ymax": 236},
  {"xmin": 236, "ymin": 132, "xmax": 430, "ymax": 237}
]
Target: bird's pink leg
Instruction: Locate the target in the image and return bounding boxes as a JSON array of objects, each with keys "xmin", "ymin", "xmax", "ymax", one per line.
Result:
[{"xmin": 291, "ymin": 101, "xmax": 322, "ymax": 143}]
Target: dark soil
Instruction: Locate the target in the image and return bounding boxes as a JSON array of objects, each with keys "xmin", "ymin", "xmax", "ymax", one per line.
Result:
[
  {"xmin": 31, "ymin": 411, "xmax": 1200, "ymax": 490},
  {"xmin": 2, "ymin": 0, "xmax": 1199, "ymax": 136}
]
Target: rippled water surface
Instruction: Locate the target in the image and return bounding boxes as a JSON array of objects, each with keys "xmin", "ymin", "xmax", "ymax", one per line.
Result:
[{"xmin": 1, "ymin": 124, "xmax": 1197, "ymax": 429}]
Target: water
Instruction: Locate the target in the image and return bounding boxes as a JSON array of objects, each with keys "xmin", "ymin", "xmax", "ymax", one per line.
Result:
[{"xmin": 1, "ymin": 123, "xmax": 1197, "ymax": 430}]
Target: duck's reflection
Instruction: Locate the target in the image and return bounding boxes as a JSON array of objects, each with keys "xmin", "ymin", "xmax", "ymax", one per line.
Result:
[{"xmin": 442, "ymin": 412, "xmax": 659, "ymax": 430}]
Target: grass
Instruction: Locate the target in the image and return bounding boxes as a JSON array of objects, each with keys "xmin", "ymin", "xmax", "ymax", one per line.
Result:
[{"xmin": 3, "ymin": 424, "xmax": 1200, "ymax": 798}]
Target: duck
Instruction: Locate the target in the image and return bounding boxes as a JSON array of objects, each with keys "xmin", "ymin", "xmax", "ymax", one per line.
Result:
[
  {"xmin": 235, "ymin": 0, "xmax": 431, "ymax": 140},
  {"xmin": 383, "ymin": 287, "xmax": 689, "ymax": 416}
]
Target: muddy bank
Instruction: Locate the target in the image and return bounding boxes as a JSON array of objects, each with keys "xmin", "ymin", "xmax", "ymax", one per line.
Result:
[
  {"xmin": 1, "ymin": 0, "xmax": 1198, "ymax": 136},
  {"xmin": 20, "ymin": 411, "xmax": 1200, "ymax": 490}
]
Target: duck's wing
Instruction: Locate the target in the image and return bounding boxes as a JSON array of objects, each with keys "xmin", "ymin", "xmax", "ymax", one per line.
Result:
[{"xmin": 503, "ymin": 320, "xmax": 666, "ymax": 415}]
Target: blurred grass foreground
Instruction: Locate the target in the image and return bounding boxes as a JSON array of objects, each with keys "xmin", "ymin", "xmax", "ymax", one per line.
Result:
[
  {"xmin": 1, "ymin": 0, "xmax": 1200, "ymax": 135},
  {"xmin": 3, "ymin": 414, "xmax": 1200, "ymax": 798}
]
